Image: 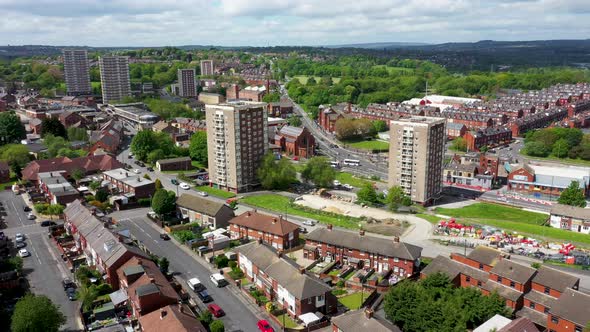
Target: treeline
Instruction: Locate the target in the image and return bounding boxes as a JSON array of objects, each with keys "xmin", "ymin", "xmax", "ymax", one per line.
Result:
[{"xmin": 524, "ymin": 128, "xmax": 590, "ymax": 160}]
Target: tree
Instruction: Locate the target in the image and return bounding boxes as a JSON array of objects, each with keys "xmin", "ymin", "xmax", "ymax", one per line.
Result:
[
  {"xmin": 45, "ymin": 204, "xmax": 65, "ymax": 218},
  {"xmin": 386, "ymin": 186, "xmax": 412, "ymax": 210},
  {"xmin": 76, "ymin": 285, "xmax": 99, "ymax": 312},
  {"xmin": 0, "ymin": 112, "xmax": 26, "ymax": 145},
  {"xmin": 210, "ymin": 320, "xmax": 225, "ymax": 332},
  {"xmin": 524, "ymin": 141, "xmax": 550, "ymax": 157},
  {"xmin": 147, "ymin": 149, "xmax": 165, "ymax": 165},
  {"xmin": 95, "ymin": 188, "xmax": 109, "ymax": 203},
  {"xmin": 287, "ymin": 116, "xmax": 302, "ymax": 127},
  {"xmin": 154, "ymin": 178, "xmax": 163, "ymax": 190},
  {"xmin": 41, "ymin": 117, "xmax": 67, "ymax": 138},
  {"xmin": 11, "ymin": 294, "xmax": 66, "ymax": 332},
  {"xmin": 158, "ymin": 257, "xmax": 170, "ymax": 274},
  {"xmin": 67, "ymin": 127, "xmax": 88, "ymax": 141},
  {"xmin": 357, "ymin": 183, "xmax": 378, "ymax": 206},
  {"xmin": 189, "ymin": 131, "xmax": 208, "ymax": 164},
  {"xmin": 558, "ymin": 181, "xmax": 587, "ymax": 207},
  {"xmin": 199, "ymin": 310, "xmax": 213, "ymax": 325},
  {"xmin": 151, "ymin": 189, "xmax": 176, "ymax": 216},
  {"xmin": 71, "ymin": 168, "xmax": 84, "ymax": 184},
  {"xmin": 131, "ymin": 130, "xmax": 174, "ymax": 162},
  {"xmin": 257, "ymin": 153, "xmax": 297, "ymax": 190},
  {"xmin": 89, "ymin": 180, "xmax": 101, "ymax": 191},
  {"xmin": 262, "ymin": 92, "xmax": 281, "ymax": 103},
  {"xmin": 451, "ymin": 137, "xmax": 467, "ymax": 152},
  {"xmin": 301, "ymin": 157, "xmax": 335, "ymax": 188},
  {"xmin": 0, "ymin": 144, "xmax": 30, "ymax": 174},
  {"xmin": 372, "ymin": 120, "xmax": 388, "ymax": 133},
  {"xmin": 552, "ymin": 138, "xmax": 570, "ymax": 158}
]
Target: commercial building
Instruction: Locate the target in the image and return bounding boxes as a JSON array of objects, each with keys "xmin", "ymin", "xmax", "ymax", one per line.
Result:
[
  {"xmin": 38, "ymin": 171, "xmax": 79, "ymax": 205},
  {"xmin": 106, "ymin": 103, "xmax": 159, "ymax": 130},
  {"xmin": 99, "ymin": 55, "xmax": 131, "ymax": 104},
  {"xmin": 229, "ymin": 211, "xmax": 300, "ymax": 250},
  {"xmin": 155, "ymin": 156, "xmax": 192, "ymax": 172},
  {"xmin": 388, "ymin": 116, "xmax": 446, "ymax": 205},
  {"xmin": 200, "ymin": 60, "xmax": 214, "ymax": 76},
  {"xmin": 63, "ymin": 49, "xmax": 92, "ymax": 96},
  {"xmin": 235, "ymin": 241, "xmax": 337, "ymax": 318},
  {"xmin": 102, "ymin": 168, "xmax": 155, "ymax": 199},
  {"xmin": 304, "ymin": 225, "xmax": 422, "ymax": 277},
  {"xmin": 206, "ymin": 102, "xmax": 268, "ymax": 193},
  {"xmin": 176, "ymin": 193, "xmax": 235, "ymax": 229},
  {"xmin": 507, "ymin": 164, "xmax": 590, "ymax": 201},
  {"xmin": 177, "ymin": 69, "xmax": 197, "ymax": 98},
  {"xmin": 198, "ymin": 92, "xmax": 225, "ymax": 105},
  {"xmin": 549, "ymin": 204, "xmax": 590, "ymax": 234}
]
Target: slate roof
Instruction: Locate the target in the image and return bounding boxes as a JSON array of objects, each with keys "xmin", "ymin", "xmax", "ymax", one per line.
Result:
[
  {"xmin": 482, "ymin": 280, "xmax": 524, "ymax": 302},
  {"xmin": 331, "ymin": 309, "xmax": 402, "ymax": 332},
  {"xmin": 549, "ymin": 288, "xmax": 590, "ymax": 326},
  {"xmin": 156, "ymin": 156, "xmax": 191, "ymax": 165},
  {"xmin": 230, "ymin": 211, "xmax": 299, "ymax": 236},
  {"xmin": 532, "ymin": 265, "xmax": 580, "ymax": 293},
  {"xmin": 550, "ymin": 204, "xmax": 590, "ymax": 221},
  {"xmin": 176, "ymin": 193, "xmax": 232, "ymax": 217},
  {"xmin": 524, "ymin": 290, "xmax": 556, "ymax": 308},
  {"xmin": 499, "ymin": 316, "xmax": 540, "ymax": 332},
  {"xmin": 422, "ymin": 255, "xmax": 489, "ymax": 281},
  {"xmin": 138, "ymin": 304, "xmax": 207, "ymax": 332},
  {"xmin": 235, "ymin": 242, "xmax": 331, "ymax": 299},
  {"xmin": 279, "ymin": 125, "xmax": 304, "ymax": 138},
  {"xmin": 305, "ymin": 228, "xmax": 422, "ymax": 261},
  {"xmin": 467, "ymin": 246, "xmax": 503, "ymax": 267},
  {"xmin": 515, "ymin": 307, "xmax": 547, "ymax": 328},
  {"xmin": 490, "ymin": 259, "xmax": 537, "ymax": 284}
]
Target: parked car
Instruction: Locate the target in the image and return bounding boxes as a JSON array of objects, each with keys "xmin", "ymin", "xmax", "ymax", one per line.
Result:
[
  {"xmin": 299, "ymin": 227, "xmax": 308, "ymax": 234},
  {"xmin": 257, "ymin": 320, "xmax": 274, "ymax": 332},
  {"xmin": 171, "ymin": 179, "xmax": 179, "ymax": 185},
  {"xmin": 62, "ymin": 278, "xmax": 76, "ymax": 290},
  {"xmin": 197, "ymin": 289, "xmax": 212, "ymax": 303},
  {"xmin": 65, "ymin": 287, "xmax": 77, "ymax": 301},
  {"xmin": 133, "ymin": 169, "xmax": 140, "ymax": 174},
  {"xmin": 197, "ymin": 246, "xmax": 209, "ymax": 253},
  {"xmin": 210, "ymin": 273, "xmax": 227, "ymax": 287},
  {"xmin": 138, "ymin": 161, "xmax": 145, "ymax": 167},
  {"xmin": 40, "ymin": 220, "xmax": 56, "ymax": 227},
  {"xmin": 208, "ymin": 304, "xmax": 225, "ymax": 317},
  {"xmin": 18, "ymin": 249, "xmax": 30, "ymax": 257},
  {"xmin": 15, "ymin": 242, "xmax": 26, "ymax": 249},
  {"xmin": 342, "ymin": 184, "xmax": 354, "ymax": 190},
  {"xmin": 179, "ymin": 183, "xmax": 191, "ymax": 190},
  {"xmin": 15, "ymin": 233, "xmax": 25, "ymax": 242},
  {"xmin": 198, "ymin": 191, "xmax": 208, "ymax": 197},
  {"xmin": 187, "ymin": 278, "xmax": 204, "ymax": 291},
  {"xmin": 23, "ymin": 206, "xmax": 31, "ymax": 212},
  {"xmin": 333, "ymin": 180, "xmax": 341, "ymax": 186},
  {"xmin": 303, "ymin": 220, "xmax": 316, "ymax": 226},
  {"xmin": 159, "ymin": 233, "xmax": 170, "ymax": 240},
  {"xmin": 27, "ymin": 213, "xmax": 36, "ymax": 220},
  {"xmin": 147, "ymin": 167, "xmax": 154, "ymax": 172}
]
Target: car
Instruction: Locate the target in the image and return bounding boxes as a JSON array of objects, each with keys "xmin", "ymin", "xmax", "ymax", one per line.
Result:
[
  {"xmin": 333, "ymin": 180, "xmax": 341, "ymax": 187},
  {"xmin": 257, "ymin": 319, "xmax": 274, "ymax": 332},
  {"xmin": 342, "ymin": 184, "xmax": 354, "ymax": 190},
  {"xmin": 128, "ymin": 155, "xmax": 132, "ymax": 159},
  {"xmin": 187, "ymin": 278, "xmax": 204, "ymax": 291},
  {"xmin": 62, "ymin": 278, "xmax": 76, "ymax": 290},
  {"xmin": 23, "ymin": 206, "xmax": 31, "ymax": 212},
  {"xmin": 15, "ymin": 233, "xmax": 25, "ymax": 242},
  {"xmin": 210, "ymin": 273, "xmax": 227, "ymax": 287},
  {"xmin": 129, "ymin": 152, "xmax": 134, "ymax": 157},
  {"xmin": 65, "ymin": 287, "xmax": 77, "ymax": 301},
  {"xmin": 197, "ymin": 246, "xmax": 209, "ymax": 253},
  {"xmin": 196, "ymin": 289, "xmax": 212, "ymax": 303},
  {"xmin": 27, "ymin": 213, "xmax": 36, "ymax": 220},
  {"xmin": 159, "ymin": 233, "xmax": 170, "ymax": 240},
  {"xmin": 299, "ymin": 227, "xmax": 307, "ymax": 233},
  {"xmin": 40, "ymin": 220, "xmax": 56, "ymax": 227},
  {"xmin": 133, "ymin": 169, "xmax": 140, "ymax": 174},
  {"xmin": 138, "ymin": 161, "xmax": 145, "ymax": 167},
  {"xmin": 303, "ymin": 220, "xmax": 316, "ymax": 226},
  {"xmin": 171, "ymin": 179, "xmax": 179, "ymax": 185},
  {"xmin": 179, "ymin": 183, "xmax": 191, "ymax": 190},
  {"xmin": 18, "ymin": 249, "xmax": 30, "ymax": 257},
  {"xmin": 15, "ymin": 242, "xmax": 26, "ymax": 249},
  {"xmin": 198, "ymin": 191, "xmax": 208, "ymax": 197},
  {"xmin": 208, "ymin": 304, "xmax": 225, "ymax": 317},
  {"xmin": 147, "ymin": 167, "xmax": 154, "ymax": 172}
]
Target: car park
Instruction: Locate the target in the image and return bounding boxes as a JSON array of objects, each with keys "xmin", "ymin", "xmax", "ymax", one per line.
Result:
[
  {"xmin": 257, "ymin": 320, "xmax": 274, "ymax": 332},
  {"xmin": 18, "ymin": 249, "xmax": 30, "ymax": 257},
  {"xmin": 197, "ymin": 289, "xmax": 212, "ymax": 303},
  {"xmin": 207, "ymin": 304, "xmax": 225, "ymax": 317},
  {"xmin": 179, "ymin": 183, "xmax": 191, "ymax": 190}
]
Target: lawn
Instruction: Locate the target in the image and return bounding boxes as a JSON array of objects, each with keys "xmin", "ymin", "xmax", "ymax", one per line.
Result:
[
  {"xmin": 337, "ymin": 291, "xmax": 372, "ymax": 310},
  {"xmin": 240, "ymin": 194, "xmax": 362, "ymax": 229},
  {"xmin": 191, "ymin": 160, "xmax": 205, "ymax": 169},
  {"xmin": 343, "ymin": 139, "xmax": 389, "ymax": 152},
  {"xmin": 334, "ymin": 172, "xmax": 375, "ymax": 188},
  {"xmin": 525, "ymin": 155, "xmax": 590, "ymax": 167},
  {"xmin": 275, "ymin": 313, "xmax": 299, "ymax": 329},
  {"xmin": 0, "ymin": 177, "xmax": 17, "ymax": 191},
  {"xmin": 195, "ymin": 186, "xmax": 236, "ymax": 199},
  {"xmin": 416, "ymin": 213, "xmax": 442, "ymax": 224},
  {"xmin": 372, "ymin": 65, "xmax": 415, "ymax": 75},
  {"xmin": 435, "ymin": 203, "xmax": 547, "ymax": 225},
  {"xmin": 293, "ymin": 75, "xmax": 341, "ymax": 85},
  {"xmin": 58, "ymin": 82, "xmax": 101, "ymax": 89}
]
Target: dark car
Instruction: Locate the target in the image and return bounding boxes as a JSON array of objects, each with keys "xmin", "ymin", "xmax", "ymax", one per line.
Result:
[
  {"xmin": 147, "ymin": 167, "xmax": 154, "ymax": 172},
  {"xmin": 65, "ymin": 287, "xmax": 77, "ymax": 301},
  {"xmin": 171, "ymin": 179, "xmax": 179, "ymax": 185},
  {"xmin": 138, "ymin": 161, "xmax": 145, "ymax": 167},
  {"xmin": 299, "ymin": 227, "xmax": 308, "ymax": 234},
  {"xmin": 23, "ymin": 206, "xmax": 31, "ymax": 212},
  {"xmin": 40, "ymin": 220, "xmax": 56, "ymax": 227},
  {"xmin": 159, "ymin": 233, "xmax": 170, "ymax": 240},
  {"xmin": 62, "ymin": 278, "xmax": 76, "ymax": 290},
  {"xmin": 197, "ymin": 289, "xmax": 212, "ymax": 303}
]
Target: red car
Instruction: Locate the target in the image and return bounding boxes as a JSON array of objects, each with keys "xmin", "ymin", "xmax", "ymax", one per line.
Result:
[
  {"xmin": 257, "ymin": 319, "xmax": 274, "ymax": 332},
  {"xmin": 208, "ymin": 304, "xmax": 225, "ymax": 318}
]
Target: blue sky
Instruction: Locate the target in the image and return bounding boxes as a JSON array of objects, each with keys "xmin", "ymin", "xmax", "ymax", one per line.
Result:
[{"xmin": 0, "ymin": 0, "xmax": 588, "ymax": 47}]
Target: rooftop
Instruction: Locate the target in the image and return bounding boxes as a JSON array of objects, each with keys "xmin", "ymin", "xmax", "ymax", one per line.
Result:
[
  {"xmin": 176, "ymin": 193, "xmax": 232, "ymax": 217},
  {"xmin": 490, "ymin": 259, "xmax": 537, "ymax": 284},
  {"xmin": 230, "ymin": 211, "xmax": 299, "ymax": 236},
  {"xmin": 550, "ymin": 204, "xmax": 590, "ymax": 221},
  {"xmin": 549, "ymin": 288, "xmax": 590, "ymax": 326},
  {"xmin": 331, "ymin": 309, "xmax": 401, "ymax": 332}
]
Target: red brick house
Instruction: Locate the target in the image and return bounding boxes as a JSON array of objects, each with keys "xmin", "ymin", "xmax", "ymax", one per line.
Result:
[
  {"xmin": 0, "ymin": 161, "xmax": 9, "ymax": 183},
  {"xmin": 138, "ymin": 304, "xmax": 207, "ymax": 332},
  {"xmin": 59, "ymin": 111, "xmax": 87, "ymax": 128},
  {"xmin": 229, "ymin": 211, "xmax": 299, "ymax": 250},
  {"xmin": 22, "ymin": 154, "xmax": 123, "ymax": 185},
  {"xmin": 267, "ymin": 100, "xmax": 294, "ymax": 118},
  {"xmin": 464, "ymin": 127, "xmax": 512, "ymax": 151},
  {"xmin": 446, "ymin": 122, "xmax": 467, "ymax": 139},
  {"xmin": 304, "ymin": 225, "xmax": 422, "ymax": 278},
  {"xmin": 546, "ymin": 288, "xmax": 590, "ymax": 332},
  {"xmin": 64, "ymin": 200, "xmax": 150, "ymax": 289},
  {"xmin": 236, "ymin": 241, "xmax": 337, "ymax": 318},
  {"xmin": 273, "ymin": 126, "xmax": 315, "ymax": 159},
  {"xmin": 331, "ymin": 309, "xmax": 401, "ymax": 332},
  {"xmin": 318, "ymin": 106, "xmax": 344, "ymax": 133},
  {"xmin": 102, "ymin": 168, "xmax": 155, "ymax": 199},
  {"xmin": 29, "ymin": 118, "xmax": 43, "ymax": 135},
  {"xmin": 116, "ymin": 257, "xmax": 179, "ymax": 317},
  {"xmin": 480, "ymin": 259, "xmax": 536, "ymax": 310},
  {"xmin": 176, "ymin": 193, "xmax": 235, "ymax": 229}
]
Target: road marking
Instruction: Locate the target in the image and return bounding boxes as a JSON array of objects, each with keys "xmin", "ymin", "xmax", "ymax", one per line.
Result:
[{"xmin": 11, "ymin": 200, "xmax": 24, "ymax": 227}]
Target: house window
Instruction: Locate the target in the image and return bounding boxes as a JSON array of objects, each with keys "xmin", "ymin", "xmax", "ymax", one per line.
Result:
[
  {"xmin": 544, "ymin": 287, "xmax": 550, "ymax": 295},
  {"xmin": 479, "ymin": 263, "xmax": 484, "ymax": 270},
  {"xmin": 465, "ymin": 276, "xmax": 471, "ymax": 282},
  {"xmin": 575, "ymin": 326, "xmax": 583, "ymax": 332},
  {"xmin": 529, "ymin": 302, "xmax": 535, "ymax": 309},
  {"xmin": 510, "ymin": 281, "xmax": 515, "ymax": 288},
  {"xmin": 497, "ymin": 276, "xmax": 503, "ymax": 283},
  {"xmin": 308, "ymin": 298, "xmax": 312, "ymax": 304},
  {"xmin": 551, "ymin": 316, "xmax": 558, "ymax": 324},
  {"xmin": 544, "ymin": 307, "xmax": 550, "ymax": 314},
  {"xmin": 318, "ymin": 295, "xmax": 323, "ymax": 301},
  {"xmin": 477, "ymin": 281, "xmax": 482, "ymax": 287}
]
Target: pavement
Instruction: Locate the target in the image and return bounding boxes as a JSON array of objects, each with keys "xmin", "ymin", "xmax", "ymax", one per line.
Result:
[
  {"xmin": 109, "ymin": 208, "xmax": 275, "ymax": 332},
  {"xmin": 0, "ymin": 190, "xmax": 82, "ymax": 332}
]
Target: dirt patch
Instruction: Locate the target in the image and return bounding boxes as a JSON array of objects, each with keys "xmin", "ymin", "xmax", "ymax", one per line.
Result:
[
  {"xmin": 323, "ymin": 206, "xmax": 344, "ymax": 214},
  {"xmin": 363, "ymin": 218, "xmax": 405, "ymax": 236}
]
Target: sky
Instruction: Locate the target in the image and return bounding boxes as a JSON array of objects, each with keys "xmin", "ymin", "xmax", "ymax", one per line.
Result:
[{"xmin": 0, "ymin": 0, "xmax": 589, "ymax": 47}]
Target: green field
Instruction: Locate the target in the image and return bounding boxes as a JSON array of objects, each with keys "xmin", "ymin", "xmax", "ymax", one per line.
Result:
[
  {"xmin": 416, "ymin": 213, "xmax": 441, "ymax": 224},
  {"xmin": 526, "ymin": 155, "xmax": 590, "ymax": 167},
  {"xmin": 334, "ymin": 172, "xmax": 376, "ymax": 188},
  {"xmin": 343, "ymin": 139, "xmax": 389, "ymax": 151},
  {"xmin": 240, "ymin": 194, "xmax": 361, "ymax": 229},
  {"xmin": 337, "ymin": 291, "xmax": 372, "ymax": 310},
  {"xmin": 293, "ymin": 75, "xmax": 341, "ymax": 85},
  {"xmin": 372, "ymin": 65, "xmax": 415, "ymax": 75},
  {"xmin": 435, "ymin": 203, "xmax": 547, "ymax": 225},
  {"xmin": 195, "ymin": 186, "xmax": 236, "ymax": 199},
  {"xmin": 58, "ymin": 82, "xmax": 101, "ymax": 89}
]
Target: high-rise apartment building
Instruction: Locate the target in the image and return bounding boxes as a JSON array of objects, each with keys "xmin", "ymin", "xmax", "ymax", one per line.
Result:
[
  {"xmin": 99, "ymin": 55, "xmax": 131, "ymax": 104},
  {"xmin": 389, "ymin": 116, "xmax": 446, "ymax": 205},
  {"xmin": 177, "ymin": 69, "xmax": 197, "ymax": 98},
  {"xmin": 63, "ymin": 49, "xmax": 91, "ymax": 96},
  {"xmin": 206, "ymin": 102, "xmax": 268, "ymax": 193},
  {"xmin": 200, "ymin": 60, "xmax": 214, "ymax": 76}
]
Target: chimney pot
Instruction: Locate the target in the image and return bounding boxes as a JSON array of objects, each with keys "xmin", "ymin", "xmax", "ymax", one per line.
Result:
[{"xmin": 160, "ymin": 309, "xmax": 167, "ymax": 319}]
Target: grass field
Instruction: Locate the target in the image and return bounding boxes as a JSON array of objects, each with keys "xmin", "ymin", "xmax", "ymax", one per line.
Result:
[
  {"xmin": 416, "ymin": 213, "xmax": 441, "ymax": 224},
  {"xmin": 275, "ymin": 313, "xmax": 299, "ymax": 328},
  {"xmin": 334, "ymin": 172, "xmax": 375, "ymax": 188},
  {"xmin": 58, "ymin": 82, "xmax": 101, "ymax": 89},
  {"xmin": 343, "ymin": 139, "xmax": 389, "ymax": 151},
  {"xmin": 435, "ymin": 203, "xmax": 547, "ymax": 225},
  {"xmin": 337, "ymin": 291, "xmax": 372, "ymax": 310},
  {"xmin": 526, "ymin": 155, "xmax": 590, "ymax": 167},
  {"xmin": 191, "ymin": 160, "xmax": 205, "ymax": 169},
  {"xmin": 195, "ymin": 186, "xmax": 236, "ymax": 199},
  {"xmin": 372, "ymin": 65, "xmax": 415, "ymax": 75},
  {"xmin": 293, "ymin": 75, "xmax": 341, "ymax": 85},
  {"xmin": 240, "ymin": 194, "xmax": 362, "ymax": 229}
]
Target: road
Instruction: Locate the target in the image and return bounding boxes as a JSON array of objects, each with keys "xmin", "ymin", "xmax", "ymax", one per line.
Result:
[
  {"xmin": 0, "ymin": 191, "xmax": 82, "ymax": 331},
  {"xmin": 109, "ymin": 209, "xmax": 270, "ymax": 332}
]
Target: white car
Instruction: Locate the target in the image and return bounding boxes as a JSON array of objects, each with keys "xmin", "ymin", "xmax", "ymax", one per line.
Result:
[
  {"xmin": 179, "ymin": 183, "xmax": 191, "ymax": 190},
  {"xmin": 198, "ymin": 191, "xmax": 208, "ymax": 197},
  {"xmin": 133, "ymin": 169, "xmax": 140, "ymax": 174},
  {"xmin": 342, "ymin": 184, "xmax": 354, "ymax": 190},
  {"xmin": 27, "ymin": 213, "xmax": 36, "ymax": 220},
  {"xmin": 303, "ymin": 220, "xmax": 316, "ymax": 226},
  {"xmin": 18, "ymin": 249, "xmax": 30, "ymax": 257},
  {"xmin": 15, "ymin": 233, "xmax": 25, "ymax": 242},
  {"xmin": 333, "ymin": 180, "xmax": 341, "ymax": 186}
]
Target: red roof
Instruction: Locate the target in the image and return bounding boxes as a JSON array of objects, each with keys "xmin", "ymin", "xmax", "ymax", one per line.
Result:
[
  {"xmin": 22, "ymin": 154, "xmax": 123, "ymax": 181},
  {"xmin": 229, "ymin": 211, "xmax": 299, "ymax": 236}
]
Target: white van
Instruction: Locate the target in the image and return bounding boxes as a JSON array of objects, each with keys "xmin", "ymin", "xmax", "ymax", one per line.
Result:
[
  {"xmin": 210, "ymin": 273, "xmax": 227, "ymax": 287},
  {"xmin": 187, "ymin": 277, "xmax": 204, "ymax": 291}
]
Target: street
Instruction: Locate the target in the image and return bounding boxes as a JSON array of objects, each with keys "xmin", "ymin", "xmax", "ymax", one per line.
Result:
[
  {"xmin": 109, "ymin": 208, "xmax": 269, "ymax": 332},
  {"xmin": 0, "ymin": 190, "xmax": 81, "ymax": 331}
]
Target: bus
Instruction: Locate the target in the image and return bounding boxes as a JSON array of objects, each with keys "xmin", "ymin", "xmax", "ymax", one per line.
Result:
[
  {"xmin": 330, "ymin": 161, "xmax": 340, "ymax": 168},
  {"xmin": 343, "ymin": 159, "xmax": 361, "ymax": 166}
]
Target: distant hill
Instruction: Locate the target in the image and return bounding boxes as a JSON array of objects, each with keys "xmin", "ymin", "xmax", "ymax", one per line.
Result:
[{"xmin": 324, "ymin": 42, "xmax": 429, "ymax": 49}]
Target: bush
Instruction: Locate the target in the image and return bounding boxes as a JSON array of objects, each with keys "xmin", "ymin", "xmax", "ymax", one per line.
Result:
[
  {"xmin": 84, "ymin": 195, "xmax": 95, "ymax": 202},
  {"xmin": 199, "ymin": 311, "xmax": 213, "ymax": 325},
  {"xmin": 228, "ymin": 261, "xmax": 237, "ymax": 269},
  {"xmin": 138, "ymin": 198, "xmax": 151, "ymax": 206},
  {"xmin": 172, "ymin": 230, "xmax": 195, "ymax": 243},
  {"xmin": 214, "ymin": 255, "xmax": 229, "ymax": 268},
  {"xmin": 95, "ymin": 283, "xmax": 112, "ymax": 296},
  {"xmin": 34, "ymin": 203, "xmax": 49, "ymax": 214},
  {"xmin": 336, "ymin": 280, "xmax": 345, "ymax": 288},
  {"xmin": 210, "ymin": 320, "xmax": 225, "ymax": 332},
  {"xmin": 95, "ymin": 188, "xmax": 109, "ymax": 202}
]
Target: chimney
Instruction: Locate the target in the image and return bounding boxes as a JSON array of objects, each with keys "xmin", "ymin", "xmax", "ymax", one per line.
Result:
[
  {"xmin": 160, "ymin": 309, "xmax": 167, "ymax": 320},
  {"xmin": 272, "ymin": 218, "xmax": 277, "ymax": 224},
  {"xmin": 149, "ymin": 277, "xmax": 155, "ymax": 284},
  {"xmin": 327, "ymin": 224, "xmax": 333, "ymax": 231},
  {"xmin": 393, "ymin": 237, "xmax": 400, "ymax": 243},
  {"xmin": 364, "ymin": 308, "xmax": 374, "ymax": 319},
  {"xmin": 359, "ymin": 229, "xmax": 365, "ymax": 236},
  {"xmin": 298, "ymin": 267, "xmax": 305, "ymax": 274},
  {"xmin": 247, "ymin": 211, "xmax": 251, "ymax": 217}
]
